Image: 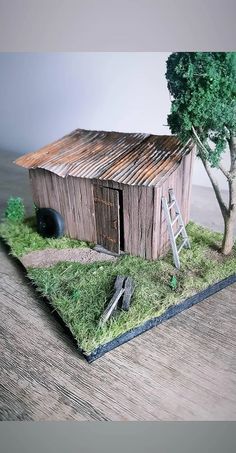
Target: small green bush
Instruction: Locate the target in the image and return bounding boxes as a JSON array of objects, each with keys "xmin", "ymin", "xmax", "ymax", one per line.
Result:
[
  {"xmin": 169, "ymin": 275, "xmax": 178, "ymax": 291},
  {"xmin": 5, "ymin": 197, "xmax": 25, "ymax": 224}
]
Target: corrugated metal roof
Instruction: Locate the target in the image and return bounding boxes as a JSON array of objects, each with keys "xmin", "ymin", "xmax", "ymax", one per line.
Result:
[{"xmin": 14, "ymin": 128, "xmax": 193, "ymax": 187}]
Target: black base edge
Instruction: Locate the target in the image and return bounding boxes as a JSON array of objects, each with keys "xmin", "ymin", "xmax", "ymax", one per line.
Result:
[{"xmin": 84, "ymin": 273, "xmax": 236, "ymax": 363}]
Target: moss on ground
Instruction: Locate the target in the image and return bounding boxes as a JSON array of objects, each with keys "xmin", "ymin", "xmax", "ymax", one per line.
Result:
[{"xmin": 0, "ymin": 217, "xmax": 235, "ymax": 354}]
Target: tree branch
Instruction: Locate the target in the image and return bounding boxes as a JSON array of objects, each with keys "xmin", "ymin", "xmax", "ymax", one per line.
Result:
[
  {"xmin": 191, "ymin": 126, "xmax": 208, "ymax": 157},
  {"xmin": 218, "ymin": 163, "xmax": 231, "ymax": 180},
  {"xmin": 192, "ymin": 125, "xmax": 231, "ymax": 179}
]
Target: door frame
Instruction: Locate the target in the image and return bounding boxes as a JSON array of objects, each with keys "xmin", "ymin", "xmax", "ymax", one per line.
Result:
[{"xmin": 93, "ymin": 184, "xmax": 124, "ymax": 253}]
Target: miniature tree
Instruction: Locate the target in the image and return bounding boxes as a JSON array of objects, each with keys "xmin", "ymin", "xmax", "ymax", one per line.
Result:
[{"xmin": 166, "ymin": 52, "xmax": 236, "ymax": 255}]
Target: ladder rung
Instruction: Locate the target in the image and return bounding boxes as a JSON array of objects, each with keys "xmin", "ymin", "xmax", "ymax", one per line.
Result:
[
  {"xmin": 168, "ymin": 201, "xmax": 175, "ymax": 210},
  {"xmin": 177, "ymin": 239, "xmax": 188, "ymax": 254},
  {"xmin": 171, "ymin": 214, "xmax": 180, "ymax": 226},
  {"xmin": 174, "ymin": 225, "xmax": 184, "ymax": 240}
]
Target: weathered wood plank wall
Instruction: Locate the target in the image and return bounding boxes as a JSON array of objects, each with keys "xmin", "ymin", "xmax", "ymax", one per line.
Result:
[{"xmin": 29, "ymin": 169, "xmax": 97, "ymax": 242}]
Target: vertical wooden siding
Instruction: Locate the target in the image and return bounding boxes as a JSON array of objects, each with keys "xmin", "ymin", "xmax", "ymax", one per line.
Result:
[
  {"xmin": 29, "ymin": 169, "xmax": 97, "ymax": 242},
  {"xmin": 122, "ymin": 184, "xmax": 154, "ymax": 259}
]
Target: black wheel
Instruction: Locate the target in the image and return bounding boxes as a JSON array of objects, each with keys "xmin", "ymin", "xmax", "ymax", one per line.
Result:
[{"xmin": 36, "ymin": 208, "xmax": 65, "ymax": 238}]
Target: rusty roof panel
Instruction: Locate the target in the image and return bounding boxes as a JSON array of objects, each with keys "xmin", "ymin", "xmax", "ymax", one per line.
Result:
[{"xmin": 14, "ymin": 128, "xmax": 193, "ymax": 187}]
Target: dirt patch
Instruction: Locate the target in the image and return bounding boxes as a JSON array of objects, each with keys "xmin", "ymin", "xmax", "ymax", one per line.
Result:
[
  {"xmin": 20, "ymin": 247, "xmax": 117, "ymax": 269},
  {"xmin": 205, "ymin": 247, "xmax": 230, "ymax": 264}
]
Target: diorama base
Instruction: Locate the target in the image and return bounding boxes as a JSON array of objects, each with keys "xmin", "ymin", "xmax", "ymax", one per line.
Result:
[
  {"xmin": 82, "ymin": 273, "xmax": 236, "ymax": 362},
  {"xmin": 1, "ymin": 217, "xmax": 236, "ymax": 363}
]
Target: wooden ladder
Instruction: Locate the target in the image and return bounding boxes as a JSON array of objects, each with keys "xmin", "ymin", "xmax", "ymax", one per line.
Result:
[{"xmin": 161, "ymin": 189, "xmax": 190, "ymax": 269}]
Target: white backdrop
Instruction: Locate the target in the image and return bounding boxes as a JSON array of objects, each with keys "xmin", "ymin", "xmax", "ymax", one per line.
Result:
[{"xmin": 0, "ymin": 52, "xmax": 229, "ymax": 189}]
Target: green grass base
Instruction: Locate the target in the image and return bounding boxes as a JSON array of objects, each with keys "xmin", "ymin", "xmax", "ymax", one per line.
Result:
[{"xmin": 0, "ymin": 217, "xmax": 235, "ymax": 355}]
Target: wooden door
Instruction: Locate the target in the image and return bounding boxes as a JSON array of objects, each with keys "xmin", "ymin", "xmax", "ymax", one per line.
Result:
[{"xmin": 93, "ymin": 185, "xmax": 120, "ymax": 253}]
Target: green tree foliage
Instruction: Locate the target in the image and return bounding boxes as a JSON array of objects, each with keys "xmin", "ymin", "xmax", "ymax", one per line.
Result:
[
  {"xmin": 5, "ymin": 197, "xmax": 25, "ymax": 224},
  {"xmin": 166, "ymin": 52, "xmax": 235, "ymax": 165},
  {"xmin": 166, "ymin": 52, "xmax": 236, "ymax": 255}
]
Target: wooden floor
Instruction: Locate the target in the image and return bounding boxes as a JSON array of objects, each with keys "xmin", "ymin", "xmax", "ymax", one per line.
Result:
[{"xmin": 0, "ymin": 150, "xmax": 236, "ymax": 420}]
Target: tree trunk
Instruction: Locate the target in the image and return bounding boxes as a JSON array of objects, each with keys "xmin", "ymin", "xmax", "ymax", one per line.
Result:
[
  {"xmin": 222, "ymin": 136, "xmax": 236, "ymax": 255},
  {"xmin": 222, "ymin": 209, "xmax": 236, "ymax": 255},
  {"xmin": 200, "ymin": 138, "xmax": 236, "ymax": 255},
  {"xmin": 194, "ymin": 128, "xmax": 236, "ymax": 255}
]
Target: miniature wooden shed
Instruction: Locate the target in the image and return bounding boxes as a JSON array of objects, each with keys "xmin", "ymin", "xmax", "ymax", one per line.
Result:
[{"xmin": 15, "ymin": 128, "xmax": 195, "ymax": 260}]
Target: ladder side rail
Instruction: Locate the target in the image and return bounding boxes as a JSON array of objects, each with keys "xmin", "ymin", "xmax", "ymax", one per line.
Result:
[{"xmin": 162, "ymin": 197, "xmax": 181, "ymax": 269}]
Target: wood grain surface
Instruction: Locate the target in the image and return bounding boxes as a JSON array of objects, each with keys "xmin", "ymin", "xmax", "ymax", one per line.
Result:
[
  {"xmin": 1, "ymin": 240, "xmax": 236, "ymax": 421},
  {"xmin": 93, "ymin": 185, "xmax": 120, "ymax": 253}
]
